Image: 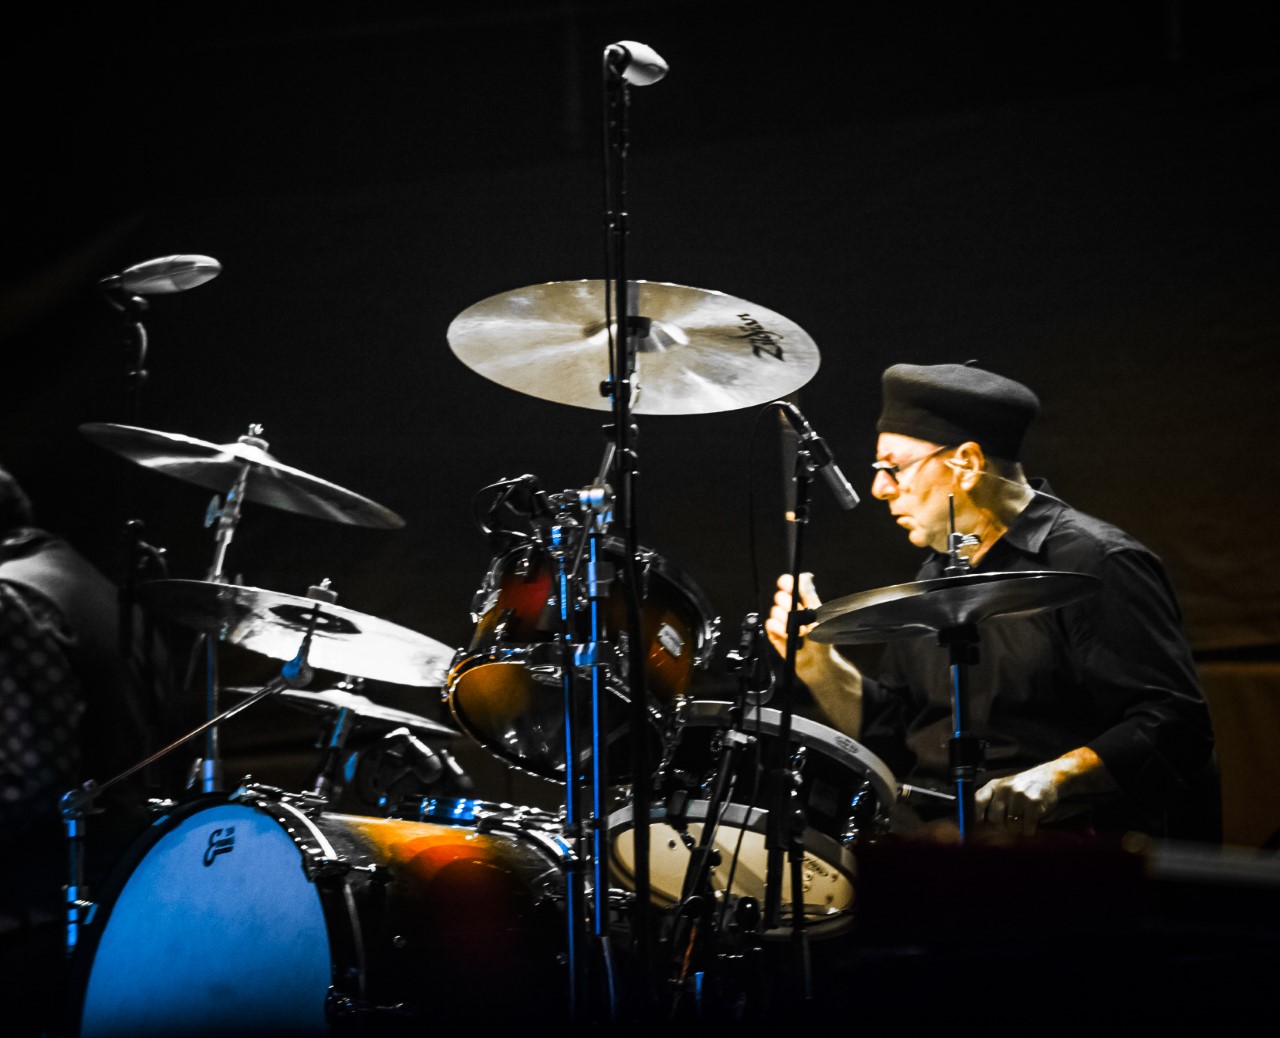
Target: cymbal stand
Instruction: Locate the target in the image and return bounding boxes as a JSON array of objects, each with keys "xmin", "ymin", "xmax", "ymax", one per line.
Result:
[
  {"xmin": 580, "ymin": 473, "xmax": 621, "ymax": 1018},
  {"xmin": 61, "ymin": 605, "xmax": 320, "ymax": 957},
  {"xmin": 549, "ymin": 499, "xmax": 588, "ymax": 1022},
  {"xmin": 942, "ymin": 495, "xmax": 982, "ymax": 839},
  {"xmin": 185, "ymin": 425, "xmax": 264, "ymax": 793}
]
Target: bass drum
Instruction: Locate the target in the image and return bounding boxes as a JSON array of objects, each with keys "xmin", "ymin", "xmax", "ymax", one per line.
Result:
[
  {"xmin": 75, "ymin": 789, "xmax": 569, "ymax": 1037},
  {"xmin": 607, "ymin": 701, "xmax": 897, "ymax": 938},
  {"xmin": 446, "ymin": 537, "xmax": 719, "ymax": 783}
]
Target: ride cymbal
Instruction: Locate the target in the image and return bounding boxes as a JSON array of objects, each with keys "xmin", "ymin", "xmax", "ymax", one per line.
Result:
[
  {"xmin": 447, "ymin": 279, "xmax": 821, "ymax": 415},
  {"xmin": 807, "ymin": 571, "xmax": 1100, "ymax": 644},
  {"xmin": 138, "ymin": 579, "xmax": 454, "ymax": 687},
  {"xmin": 81, "ymin": 422, "xmax": 404, "ymax": 529}
]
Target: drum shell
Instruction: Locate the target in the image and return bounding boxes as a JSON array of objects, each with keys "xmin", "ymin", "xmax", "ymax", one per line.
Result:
[
  {"xmin": 446, "ymin": 539, "xmax": 718, "ymax": 782},
  {"xmin": 74, "ymin": 791, "xmax": 568, "ymax": 1037}
]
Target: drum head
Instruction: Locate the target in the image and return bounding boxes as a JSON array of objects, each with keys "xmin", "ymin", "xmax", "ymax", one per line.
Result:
[
  {"xmin": 79, "ymin": 799, "xmax": 335, "ymax": 1037},
  {"xmin": 609, "ymin": 799, "xmax": 857, "ymax": 937}
]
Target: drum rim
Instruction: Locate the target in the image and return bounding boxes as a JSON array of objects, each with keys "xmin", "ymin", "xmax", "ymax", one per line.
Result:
[
  {"xmin": 481, "ymin": 536, "xmax": 722, "ymax": 661},
  {"xmin": 672, "ymin": 699, "xmax": 898, "ymax": 809},
  {"xmin": 605, "ymin": 798, "xmax": 857, "ymax": 935}
]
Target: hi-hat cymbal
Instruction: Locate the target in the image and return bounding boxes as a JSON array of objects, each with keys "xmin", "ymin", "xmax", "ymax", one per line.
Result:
[
  {"xmin": 807, "ymin": 570, "xmax": 1101, "ymax": 644},
  {"xmin": 80, "ymin": 422, "xmax": 404, "ymax": 529},
  {"xmin": 447, "ymin": 279, "xmax": 821, "ymax": 415},
  {"xmin": 225, "ymin": 685, "xmax": 461, "ymax": 738},
  {"xmin": 138, "ymin": 579, "xmax": 454, "ymax": 687}
]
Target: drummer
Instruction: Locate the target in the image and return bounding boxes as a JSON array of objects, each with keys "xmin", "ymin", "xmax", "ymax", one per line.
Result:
[{"xmin": 766, "ymin": 362, "xmax": 1220, "ymax": 841}]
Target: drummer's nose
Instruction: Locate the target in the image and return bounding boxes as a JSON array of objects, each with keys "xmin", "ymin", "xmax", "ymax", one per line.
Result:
[{"xmin": 871, "ymin": 466, "xmax": 898, "ymax": 501}]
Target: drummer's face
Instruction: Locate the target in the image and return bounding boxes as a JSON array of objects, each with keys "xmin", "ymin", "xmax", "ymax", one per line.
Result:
[{"xmin": 871, "ymin": 433, "xmax": 957, "ymax": 552}]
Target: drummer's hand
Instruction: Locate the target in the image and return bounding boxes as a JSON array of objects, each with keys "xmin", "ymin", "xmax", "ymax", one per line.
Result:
[
  {"xmin": 975, "ymin": 767, "xmax": 1061, "ymax": 836},
  {"xmin": 764, "ymin": 572, "xmax": 823, "ymax": 660},
  {"xmin": 976, "ymin": 747, "xmax": 1114, "ymax": 836}
]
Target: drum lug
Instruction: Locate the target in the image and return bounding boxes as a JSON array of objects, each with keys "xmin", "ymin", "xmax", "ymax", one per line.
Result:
[
  {"xmin": 304, "ymin": 856, "xmax": 381, "ymax": 883},
  {"xmin": 325, "ymin": 988, "xmax": 414, "ymax": 1026}
]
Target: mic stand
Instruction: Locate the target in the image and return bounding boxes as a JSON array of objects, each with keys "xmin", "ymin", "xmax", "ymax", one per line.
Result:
[
  {"xmin": 762, "ymin": 437, "xmax": 817, "ymax": 1001},
  {"xmin": 666, "ymin": 719, "xmax": 754, "ymax": 1020},
  {"xmin": 60, "ymin": 621, "xmax": 318, "ymax": 958},
  {"xmin": 603, "ymin": 44, "xmax": 653, "ymax": 1016}
]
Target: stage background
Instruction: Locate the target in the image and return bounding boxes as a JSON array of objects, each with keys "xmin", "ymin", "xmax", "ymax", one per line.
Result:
[{"xmin": 3, "ymin": 3, "xmax": 1278, "ymax": 845}]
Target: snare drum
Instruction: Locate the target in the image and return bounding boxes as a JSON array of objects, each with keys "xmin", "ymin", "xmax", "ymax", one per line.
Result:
[
  {"xmin": 75, "ymin": 788, "xmax": 569, "ymax": 1036},
  {"xmin": 607, "ymin": 700, "xmax": 896, "ymax": 938},
  {"xmin": 446, "ymin": 538, "xmax": 719, "ymax": 782}
]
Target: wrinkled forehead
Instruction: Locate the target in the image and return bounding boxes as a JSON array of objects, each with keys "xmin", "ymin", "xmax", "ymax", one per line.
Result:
[{"xmin": 874, "ymin": 431, "xmax": 943, "ymax": 461}]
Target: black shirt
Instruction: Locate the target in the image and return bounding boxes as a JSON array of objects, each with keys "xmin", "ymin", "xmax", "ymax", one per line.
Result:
[{"xmin": 859, "ymin": 483, "xmax": 1219, "ymax": 840}]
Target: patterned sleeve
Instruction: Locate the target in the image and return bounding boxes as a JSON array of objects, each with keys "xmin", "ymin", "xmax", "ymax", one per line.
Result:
[{"xmin": 0, "ymin": 580, "xmax": 85, "ymax": 836}]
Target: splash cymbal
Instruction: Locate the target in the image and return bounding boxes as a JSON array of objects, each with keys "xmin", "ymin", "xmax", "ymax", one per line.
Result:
[
  {"xmin": 807, "ymin": 571, "xmax": 1100, "ymax": 644},
  {"xmin": 138, "ymin": 579, "xmax": 454, "ymax": 687},
  {"xmin": 80, "ymin": 422, "xmax": 404, "ymax": 529},
  {"xmin": 447, "ymin": 279, "xmax": 821, "ymax": 415}
]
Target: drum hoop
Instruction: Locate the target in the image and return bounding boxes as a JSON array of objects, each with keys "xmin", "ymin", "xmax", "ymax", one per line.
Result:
[
  {"xmin": 605, "ymin": 799, "xmax": 856, "ymax": 935},
  {"xmin": 675, "ymin": 700, "xmax": 898, "ymax": 809}
]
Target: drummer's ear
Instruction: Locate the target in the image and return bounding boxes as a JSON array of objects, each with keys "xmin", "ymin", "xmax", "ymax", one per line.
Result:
[{"xmin": 945, "ymin": 443, "xmax": 985, "ymax": 490}]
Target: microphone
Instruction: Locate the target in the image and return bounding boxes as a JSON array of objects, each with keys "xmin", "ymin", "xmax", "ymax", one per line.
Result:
[
  {"xmin": 727, "ymin": 612, "xmax": 775, "ymax": 705},
  {"xmin": 605, "ymin": 40, "xmax": 669, "ymax": 86},
  {"xmin": 776, "ymin": 401, "xmax": 861, "ymax": 510},
  {"xmin": 383, "ymin": 727, "xmax": 444, "ymax": 786},
  {"xmin": 99, "ymin": 255, "xmax": 222, "ymax": 295}
]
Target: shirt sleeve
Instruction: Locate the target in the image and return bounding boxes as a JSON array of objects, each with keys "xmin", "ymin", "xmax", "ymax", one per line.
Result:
[{"xmin": 1067, "ymin": 547, "xmax": 1215, "ymax": 806}]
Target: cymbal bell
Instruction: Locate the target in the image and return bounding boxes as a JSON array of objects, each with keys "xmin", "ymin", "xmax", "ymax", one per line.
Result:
[
  {"xmin": 138, "ymin": 579, "xmax": 455, "ymax": 687},
  {"xmin": 225, "ymin": 685, "xmax": 461, "ymax": 739},
  {"xmin": 447, "ymin": 279, "xmax": 821, "ymax": 415},
  {"xmin": 80, "ymin": 422, "xmax": 404, "ymax": 529},
  {"xmin": 807, "ymin": 570, "xmax": 1101, "ymax": 644}
]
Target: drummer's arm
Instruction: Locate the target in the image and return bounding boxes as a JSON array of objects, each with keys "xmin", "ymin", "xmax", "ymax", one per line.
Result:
[{"xmin": 765, "ymin": 572, "xmax": 866, "ymax": 739}]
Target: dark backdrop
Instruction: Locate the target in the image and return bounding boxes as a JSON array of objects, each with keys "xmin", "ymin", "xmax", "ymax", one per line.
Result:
[{"xmin": 3, "ymin": 3, "xmax": 1278, "ymax": 827}]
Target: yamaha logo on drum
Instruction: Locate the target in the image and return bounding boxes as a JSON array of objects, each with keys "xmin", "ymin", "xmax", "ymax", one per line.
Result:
[{"xmin": 203, "ymin": 826, "xmax": 236, "ymax": 866}]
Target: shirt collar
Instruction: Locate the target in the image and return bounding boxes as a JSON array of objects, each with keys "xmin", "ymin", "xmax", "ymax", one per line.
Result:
[{"xmin": 992, "ymin": 478, "xmax": 1065, "ymax": 558}]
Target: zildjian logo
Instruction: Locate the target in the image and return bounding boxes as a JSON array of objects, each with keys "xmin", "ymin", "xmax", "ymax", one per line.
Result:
[{"xmin": 735, "ymin": 314, "xmax": 784, "ymax": 360}]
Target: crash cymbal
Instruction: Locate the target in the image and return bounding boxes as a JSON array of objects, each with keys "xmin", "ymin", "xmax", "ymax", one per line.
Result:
[
  {"xmin": 807, "ymin": 570, "xmax": 1100, "ymax": 644},
  {"xmin": 447, "ymin": 279, "xmax": 821, "ymax": 415},
  {"xmin": 138, "ymin": 579, "xmax": 454, "ymax": 687},
  {"xmin": 225, "ymin": 685, "xmax": 462, "ymax": 738},
  {"xmin": 80, "ymin": 422, "xmax": 404, "ymax": 529}
]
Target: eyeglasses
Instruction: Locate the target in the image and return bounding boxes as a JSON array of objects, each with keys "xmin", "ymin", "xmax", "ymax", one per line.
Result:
[{"xmin": 871, "ymin": 445, "xmax": 951, "ymax": 486}]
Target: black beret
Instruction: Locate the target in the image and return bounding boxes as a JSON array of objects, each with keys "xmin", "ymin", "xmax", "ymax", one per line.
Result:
[{"xmin": 875, "ymin": 362, "xmax": 1041, "ymax": 460}]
